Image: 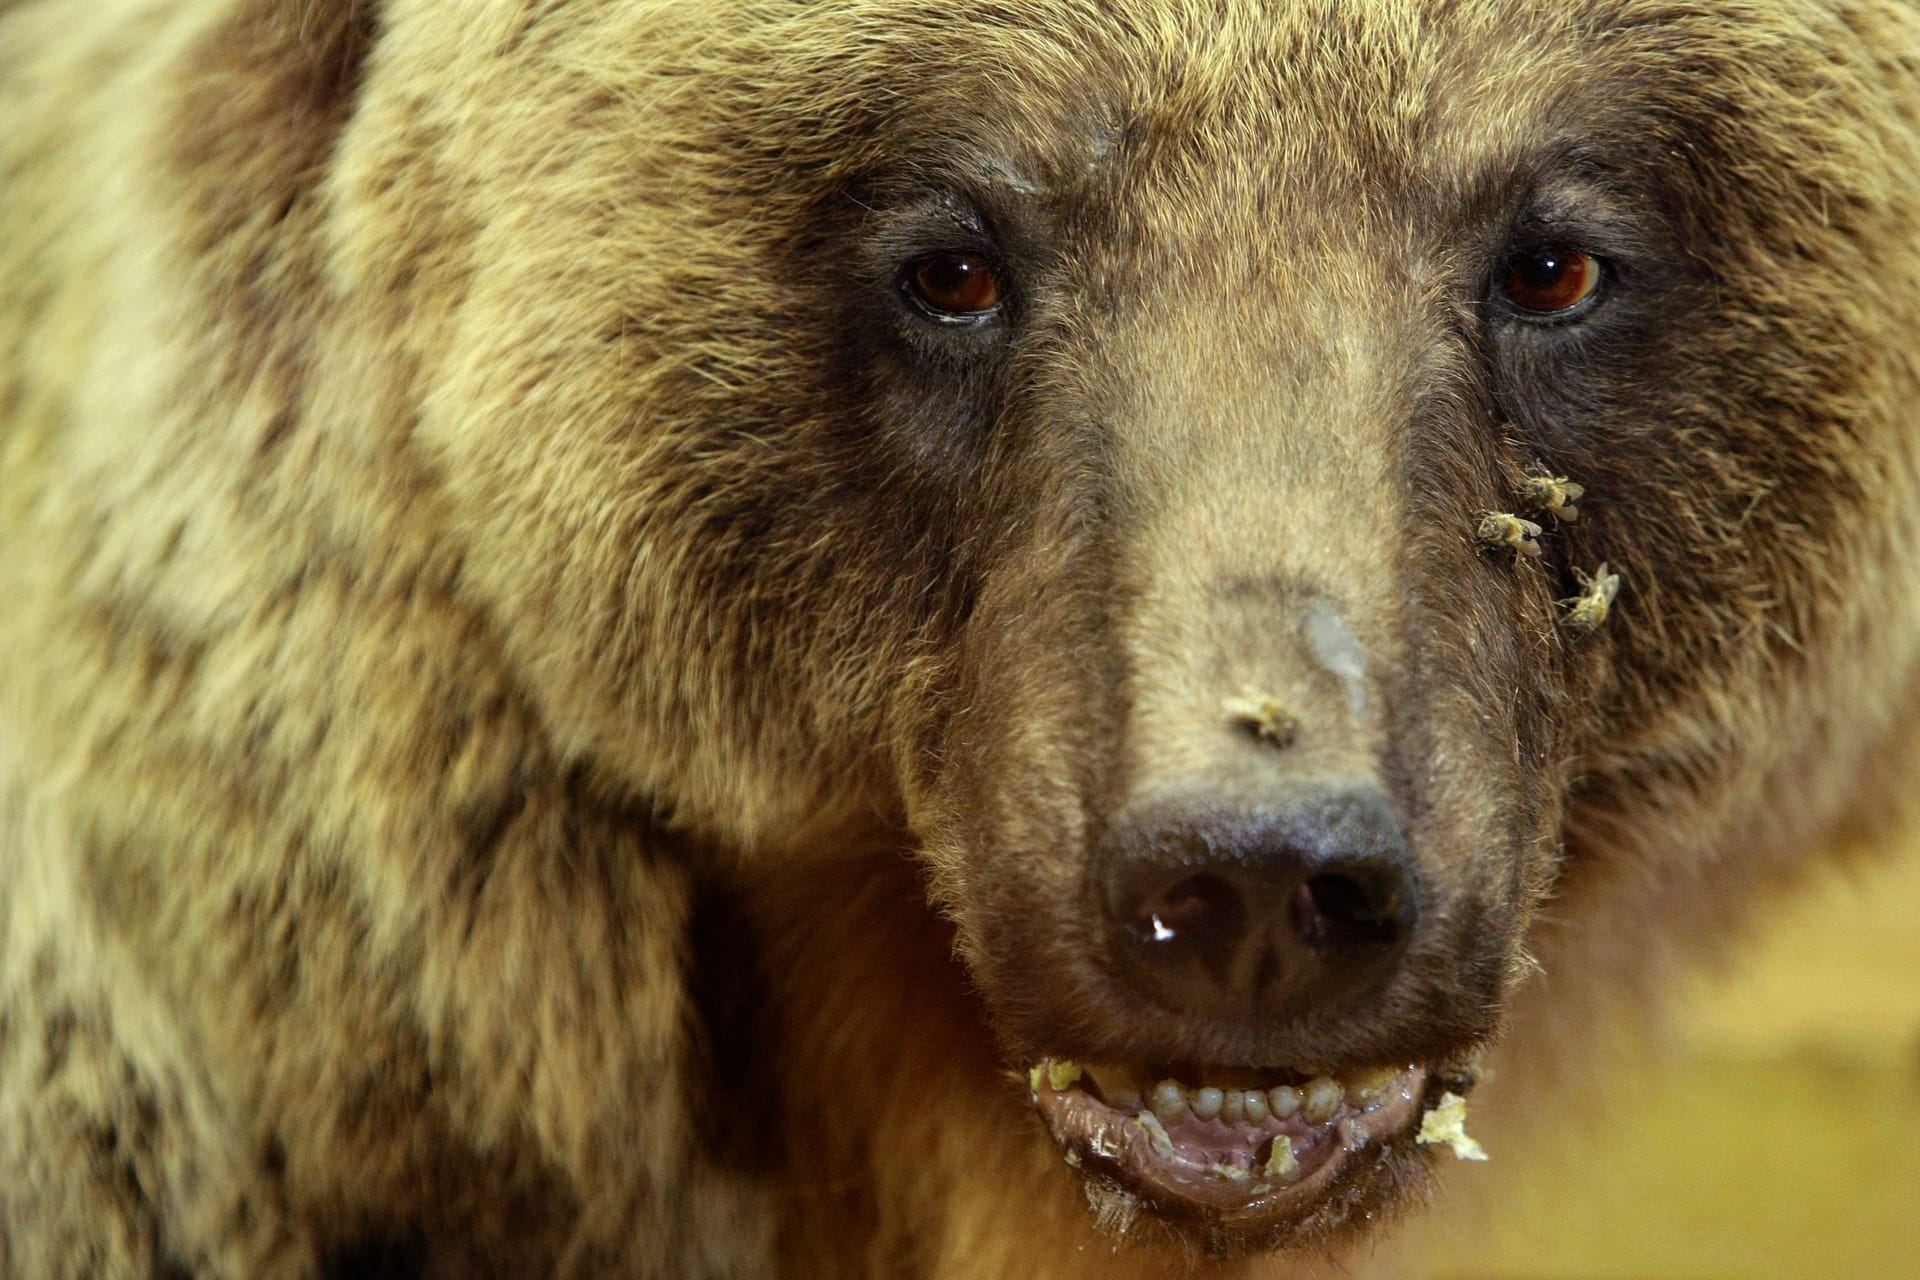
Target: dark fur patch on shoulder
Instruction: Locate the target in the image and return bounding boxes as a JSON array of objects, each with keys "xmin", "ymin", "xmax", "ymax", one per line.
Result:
[
  {"xmin": 685, "ymin": 881, "xmax": 783, "ymax": 1174},
  {"xmin": 163, "ymin": 0, "xmax": 380, "ymax": 440},
  {"xmin": 320, "ymin": 1231, "xmax": 426, "ymax": 1280},
  {"xmin": 168, "ymin": 0, "xmax": 376, "ymax": 246}
]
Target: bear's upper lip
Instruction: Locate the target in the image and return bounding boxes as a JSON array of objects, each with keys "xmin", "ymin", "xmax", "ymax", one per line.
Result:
[{"xmin": 1027, "ymin": 1058, "xmax": 1444, "ymax": 1235}]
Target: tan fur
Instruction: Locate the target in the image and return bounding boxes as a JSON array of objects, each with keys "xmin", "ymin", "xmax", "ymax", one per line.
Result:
[{"xmin": 2, "ymin": 0, "xmax": 1917, "ymax": 1276}]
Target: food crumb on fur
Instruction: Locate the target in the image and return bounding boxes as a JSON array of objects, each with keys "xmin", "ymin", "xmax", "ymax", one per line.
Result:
[{"xmin": 1416, "ymin": 1092, "xmax": 1489, "ymax": 1162}]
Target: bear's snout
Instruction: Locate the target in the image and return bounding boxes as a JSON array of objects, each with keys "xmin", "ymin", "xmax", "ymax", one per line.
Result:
[{"xmin": 1099, "ymin": 785, "xmax": 1419, "ymax": 1023}]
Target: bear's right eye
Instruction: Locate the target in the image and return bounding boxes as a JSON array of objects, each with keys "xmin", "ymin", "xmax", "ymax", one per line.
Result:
[{"xmin": 901, "ymin": 251, "xmax": 1004, "ymax": 322}]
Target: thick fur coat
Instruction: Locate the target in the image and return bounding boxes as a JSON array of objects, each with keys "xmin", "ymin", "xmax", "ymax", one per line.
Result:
[{"xmin": 2, "ymin": 1, "xmax": 1917, "ymax": 1276}]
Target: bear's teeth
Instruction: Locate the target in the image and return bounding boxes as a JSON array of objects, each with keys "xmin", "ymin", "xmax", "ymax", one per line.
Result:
[
  {"xmin": 1348, "ymin": 1066, "xmax": 1402, "ymax": 1105},
  {"xmin": 1302, "ymin": 1076, "xmax": 1343, "ymax": 1122},
  {"xmin": 1037, "ymin": 1059, "xmax": 1410, "ymax": 1124}
]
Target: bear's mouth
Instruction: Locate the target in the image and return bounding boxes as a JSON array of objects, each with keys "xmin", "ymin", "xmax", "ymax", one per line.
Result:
[{"xmin": 1028, "ymin": 1058, "xmax": 1436, "ymax": 1235}]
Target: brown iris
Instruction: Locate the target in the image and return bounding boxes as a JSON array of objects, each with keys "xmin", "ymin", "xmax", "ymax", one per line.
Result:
[
  {"xmin": 1503, "ymin": 247, "xmax": 1602, "ymax": 314},
  {"xmin": 907, "ymin": 251, "xmax": 1003, "ymax": 317}
]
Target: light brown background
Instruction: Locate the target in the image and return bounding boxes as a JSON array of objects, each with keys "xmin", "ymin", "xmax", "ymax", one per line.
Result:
[{"xmin": 1428, "ymin": 843, "xmax": 1920, "ymax": 1279}]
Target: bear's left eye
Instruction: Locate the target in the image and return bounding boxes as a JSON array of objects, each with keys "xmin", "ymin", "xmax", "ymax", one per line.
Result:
[
  {"xmin": 1500, "ymin": 246, "xmax": 1604, "ymax": 316},
  {"xmin": 901, "ymin": 251, "xmax": 1004, "ymax": 321}
]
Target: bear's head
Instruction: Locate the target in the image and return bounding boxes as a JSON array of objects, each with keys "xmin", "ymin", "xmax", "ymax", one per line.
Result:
[{"xmin": 338, "ymin": 0, "xmax": 1920, "ymax": 1255}]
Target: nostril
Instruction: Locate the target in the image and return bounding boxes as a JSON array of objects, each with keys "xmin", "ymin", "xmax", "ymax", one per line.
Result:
[
  {"xmin": 1100, "ymin": 784, "xmax": 1420, "ymax": 1020},
  {"xmin": 1127, "ymin": 872, "xmax": 1245, "ymax": 945},
  {"xmin": 1290, "ymin": 870, "xmax": 1409, "ymax": 949},
  {"xmin": 1307, "ymin": 872, "xmax": 1386, "ymax": 924}
]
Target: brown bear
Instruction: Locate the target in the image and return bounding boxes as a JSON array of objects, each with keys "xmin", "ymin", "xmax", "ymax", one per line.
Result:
[{"xmin": 2, "ymin": 0, "xmax": 1917, "ymax": 1275}]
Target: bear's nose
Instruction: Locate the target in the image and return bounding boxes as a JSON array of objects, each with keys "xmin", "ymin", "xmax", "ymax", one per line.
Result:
[{"xmin": 1099, "ymin": 784, "xmax": 1418, "ymax": 1021}]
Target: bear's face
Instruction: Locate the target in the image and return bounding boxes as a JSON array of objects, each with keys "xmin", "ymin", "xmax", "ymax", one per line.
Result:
[{"xmin": 369, "ymin": 0, "xmax": 1918, "ymax": 1255}]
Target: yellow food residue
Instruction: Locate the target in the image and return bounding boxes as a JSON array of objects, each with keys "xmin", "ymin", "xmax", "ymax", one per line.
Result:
[{"xmin": 1416, "ymin": 1091, "xmax": 1489, "ymax": 1162}]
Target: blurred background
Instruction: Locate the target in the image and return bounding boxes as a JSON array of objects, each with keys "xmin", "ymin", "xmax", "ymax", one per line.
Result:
[{"xmin": 1423, "ymin": 840, "xmax": 1920, "ymax": 1280}]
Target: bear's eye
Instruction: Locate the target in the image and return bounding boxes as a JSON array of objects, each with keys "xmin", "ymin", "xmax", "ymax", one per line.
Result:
[
  {"xmin": 902, "ymin": 251, "xmax": 1004, "ymax": 320},
  {"xmin": 1500, "ymin": 246, "xmax": 1603, "ymax": 316}
]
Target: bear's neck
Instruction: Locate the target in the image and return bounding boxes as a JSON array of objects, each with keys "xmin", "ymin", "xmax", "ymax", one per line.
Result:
[{"xmin": 734, "ymin": 849, "xmax": 1264, "ymax": 1279}]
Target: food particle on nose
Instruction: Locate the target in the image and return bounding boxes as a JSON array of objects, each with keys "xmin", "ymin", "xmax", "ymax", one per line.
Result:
[{"xmin": 1223, "ymin": 693, "xmax": 1299, "ymax": 747}]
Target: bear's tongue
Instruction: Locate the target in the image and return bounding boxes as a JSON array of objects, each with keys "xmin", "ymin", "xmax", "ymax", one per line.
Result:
[{"xmin": 1028, "ymin": 1059, "xmax": 1426, "ymax": 1208}]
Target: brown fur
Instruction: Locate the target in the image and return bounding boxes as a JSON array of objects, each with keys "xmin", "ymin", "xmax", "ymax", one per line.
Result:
[{"xmin": 2, "ymin": 0, "xmax": 1918, "ymax": 1276}]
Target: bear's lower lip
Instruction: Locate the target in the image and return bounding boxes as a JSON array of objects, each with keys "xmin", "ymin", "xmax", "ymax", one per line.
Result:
[{"xmin": 1028, "ymin": 1059, "xmax": 1428, "ymax": 1233}]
